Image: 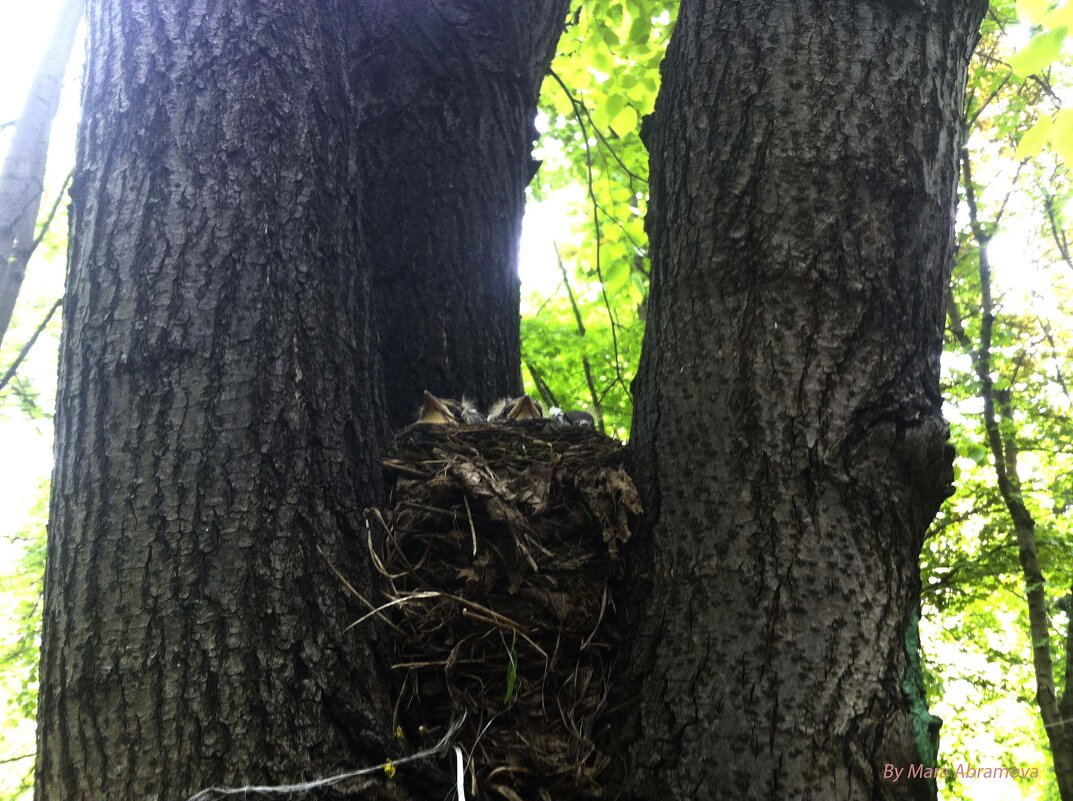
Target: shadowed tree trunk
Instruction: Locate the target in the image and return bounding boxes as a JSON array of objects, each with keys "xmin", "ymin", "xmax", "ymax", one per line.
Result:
[
  {"xmin": 0, "ymin": 0, "xmax": 82, "ymax": 350},
  {"xmin": 35, "ymin": 2, "xmax": 398, "ymax": 799},
  {"xmin": 952, "ymin": 156, "xmax": 1073, "ymax": 800},
  {"xmin": 624, "ymin": 2, "xmax": 988, "ymax": 799},
  {"xmin": 345, "ymin": 1, "xmax": 569, "ymax": 429}
]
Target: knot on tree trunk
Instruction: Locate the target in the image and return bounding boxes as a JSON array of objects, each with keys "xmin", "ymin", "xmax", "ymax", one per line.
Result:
[{"xmin": 899, "ymin": 415, "xmax": 956, "ymax": 535}]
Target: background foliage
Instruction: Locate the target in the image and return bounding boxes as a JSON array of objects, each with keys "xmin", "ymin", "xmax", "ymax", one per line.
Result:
[{"xmin": 2, "ymin": 1, "xmax": 1073, "ymax": 798}]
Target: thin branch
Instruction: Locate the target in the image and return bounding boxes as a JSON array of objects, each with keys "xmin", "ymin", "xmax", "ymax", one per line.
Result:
[
  {"xmin": 555, "ymin": 243, "xmax": 606, "ymax": 433},
  {"xmin": 922, "ymin": 540, "xmax": 1020, "ymax": 595},
  {"xmin": 961, "ymin": 146, "xmax": 1062, "ymax": 735},
  {"xmin": 1042, "ymin": 188, "xmax": 1073, "ymax": 273},
  {"xmin": 555, "ymin": 243, "xmax": 587, "ymax": 337},
  {"xmin": 973, "ymin": 49, "xmax": 1013, "ymax": 71},
  {"xmin": 990, "ymin": 158, "xmax": 1027, "ymax": 231},
  {"xmin": 530, "ymin": 283, "xmax": 563, "ymax": 319},
  {"xmin": 946, "ymin": 289, "xmax": 974, "ymax": 353},
  {"xmin": 548, "ymin": 69, "xmax": 647, "ymax": 185},
  {"xmin": 547, "ymin": 69, "xmax": 630, "ymax": 401},
  {"xmin": 0, "ymin": 296, "xmax": 63, "ymax": 393},
  {"xmin": 580, "ymin": 363, "xmax": 605, "ymax": 433},
  {"xmin": 965, "ymin": 70, "xmax": 1013, "ymax": 131},
  {"xmin": 1062, "ymin": 581, "xmax": 1072, "ymax": 716},
  {"xmin": 524, "ymin": 360, "xmax": 559, "ymax": 410},
  {"xmin": 1034, "ymin": 314, "xmax": 1071, "ymax": 401},
  {"xmin": 1028, "ymin": 73, "xmax": 1062, "ymax": 105},
  {"xmin": 30, "ymin": 170, "xmax": 73, "ymax": 254},
  {"xmin": 986, "ymin": 3, "xmax": 1012, "ymax": 32},
  {"xmin": 592, "ymin": 195, "xmax": 646, "ymax": 262}
]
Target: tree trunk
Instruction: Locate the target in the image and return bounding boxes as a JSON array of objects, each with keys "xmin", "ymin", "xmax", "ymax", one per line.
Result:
[
  {"xmin": 953, "ymin": 159, "xmax": 1073, "ymax": 800},
  {"xmin": 35, "ymin": 3, "xmax": 398, "ymax": 800},
  {"xmin": 1062, "ymin": 598, "xmax": 1073, "ymax": 798},
  {"xmin": 624, "ymin": 2, "xmax": 987, "ymax": 799},
  {"xmin": 0, "ymin": 0, "xmax": 82, "ymax": 350},
  {"xmin": 345, "ymin": 1, "xmax": 568, "ymax": 429}
]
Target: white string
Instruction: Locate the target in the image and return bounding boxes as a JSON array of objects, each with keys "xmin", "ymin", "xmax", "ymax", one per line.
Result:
[
  {"xmin": 183, "ymin": 712, "xmax": 466, "ymax": 801},
  {"xmin": 453, "ymin": 745, "xmax": 466, "ymax": 801}
]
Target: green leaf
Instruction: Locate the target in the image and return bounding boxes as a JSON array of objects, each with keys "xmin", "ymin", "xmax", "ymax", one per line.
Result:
[
  {"xmin": 1044, "ymin": 1, "xmax": 1073, "ymax": 28},
  {"xmin": 1009, "ymin": 27, "xmax": 1067, "ymax": 77},
  {"xmin": 604, "ymin": 94, "xmax": 625, "ymax": 120},
  {"xmin": 630, "ymin": 270, "xmax": 648, "ymax": 302},
  {"xmin": 1051, "ymin": 108, "xmax": 1073, "ymax": 165},
  {"xmin": 591, "ymin": 47, "xmax": 613, "ymax": 72},
  {"xmin": 604, "ymin": 261, "xmax": 631, "ymax": 294},
  {"xmin": 1016, "ymin": 0, "xmax": 1050, "ymax": 24},
  {"xmin": 1015, "ymin": 116, "xmax": 1053, "ymax": 159},
  {"xmin": 628, "ymin": 13, "xmax": 652, "ymax": 44},
  {"xmin": 610, "ymin": 104, "xmax": 639, "ymax": 134},
  {"xmin": 965, "ymin": 443, "xmax": 990, "ymax": 466},
  {"xmin": 627, "ymin": 79, "xmax": 652, "ymax": 104},
  {"xmin": 592, "ymin": 101, "xmax": 611, "ymax": 130},
  {"xmin": 503, "ymin": 645, "xmax": 518, "ymax": 706}
]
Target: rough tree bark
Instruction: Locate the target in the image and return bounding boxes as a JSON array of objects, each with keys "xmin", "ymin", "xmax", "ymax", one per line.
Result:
[
  {"xmin": 624, "ymin": 2, "xmax": 987, "ymax": 799},
  {"xmin": 344, "ymin": 1, "xmax": 569, "ymax": 429},
  {"xmin": 35, "ymin": 3, "xmax": 399, "ymax": 799},
  {"xmin": 0, "ymin": 0, "xmax": 82, "ymax": 350}
]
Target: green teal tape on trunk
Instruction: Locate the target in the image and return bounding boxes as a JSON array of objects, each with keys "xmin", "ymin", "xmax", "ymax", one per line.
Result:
[{"xmin": 904, "ymin": 609, "xmax": 942, "ymax": 767}]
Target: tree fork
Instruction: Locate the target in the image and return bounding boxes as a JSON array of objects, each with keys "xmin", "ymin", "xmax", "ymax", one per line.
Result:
[{"xmin": 623, "ymin": 2, "xmax": 988, "ymax": 799}]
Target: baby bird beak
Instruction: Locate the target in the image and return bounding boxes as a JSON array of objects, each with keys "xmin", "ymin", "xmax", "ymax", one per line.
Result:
[
  {"xmin": 417, "ymin": 391, "xmax": 458, "ymax": 425},
  {"xmin": 507, "ymin": 394, "xmax": 542, "ymax": 421}
]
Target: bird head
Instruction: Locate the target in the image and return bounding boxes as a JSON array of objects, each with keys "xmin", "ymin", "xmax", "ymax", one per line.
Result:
[
  {"xmin": 445, "ymin": 397, "xmax": 486, "ymax": 425},
  {"xmin": 416, "ymin": 391, "xmax": 458, "ymax": 425},
  {"xmin": 507, "ymin": 394, "xmax": 543, "ymax": 421}
]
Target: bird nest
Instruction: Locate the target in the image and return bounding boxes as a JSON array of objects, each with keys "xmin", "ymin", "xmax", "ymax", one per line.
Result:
[{"xmin": 364, "ymin": 422, "xmax": 641, "ymax": 800}]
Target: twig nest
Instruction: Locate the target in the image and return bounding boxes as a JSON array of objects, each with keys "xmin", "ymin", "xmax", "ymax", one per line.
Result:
[{"xmin": 367, "ymin": 422, "xmax": 641, "ymax": 800}]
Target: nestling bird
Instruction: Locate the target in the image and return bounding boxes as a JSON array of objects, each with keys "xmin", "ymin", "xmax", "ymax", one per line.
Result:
[
  {"xmin": 487, "ymin": 394, "xmax": 543, "ymax": 422},
  {"xmin": 415, "ymin": 391, "xmax": 485, "ymax": 425},
  {"xmin": 444, "ymin": 397, "xmax": 486, "ymax": 425},
  {"xmin": 549, "ymin": 407, "xmax": 595, "ymax": 427},
  {"xmin": 416, "ymin": 391, "xmax": 456, "ymax": 425}
]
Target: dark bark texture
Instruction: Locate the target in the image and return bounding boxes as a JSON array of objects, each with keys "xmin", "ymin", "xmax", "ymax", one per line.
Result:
[
  {"xmin": 344, "ymin": 1, "xmax": 569, "ymax": 430},
  {"xmin": 625, "ymin": 2, "xmax": 987, "ymax": 799},
  {"xmin": 36, "ymin": 2, "xmax": 397, "ymax": 799}
]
